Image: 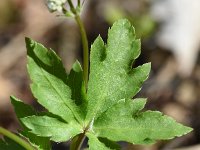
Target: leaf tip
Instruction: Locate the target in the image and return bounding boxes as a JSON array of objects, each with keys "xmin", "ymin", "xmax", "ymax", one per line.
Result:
[
  {"xmin": 95, "ymin": 35, "xmax": 104, "ymax": 44},
  {"xmin": 113, "ymin": 18, "xmax": 131, "ymax": 26},
  {"xmin": 25, "ymin": 37, "xmax": 33, "ymax": 45},
  {"xmin": 25, "ymin": 37, "xmax": 35, "ymax": 53},
  {"xmin": 72, "ymin": 60, "xmax": 83, "ymax": 72},
  {"xmin": 111, "ymin": 18, "xmax": 136, "ymax": 36},
  {"xmin": 178, "ymin": 125, "xmax": 193, "ymax": 137},
  {"xmin": 10, "ymin": 95, "xmax": 20, "ymax": 104},
  {"xmin": 10, "ymin": 95, "xmax": 15, "ymax": 100},
  {"xmin": 143, "ymin": 62, "xmax": 151, "ymax": 75}
]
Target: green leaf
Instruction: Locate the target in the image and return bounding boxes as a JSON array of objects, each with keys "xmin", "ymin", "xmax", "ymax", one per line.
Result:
[
  {"xmin": 93, "ymin": 99, "xmax": 192, "ymax": 145},
  {"xmin": 0, "ymin": 137, "xmax": 25, "ymax": 150},
  {"xmin": 84, "ymin": 19, "xmax": 192, "ymax": 148},
  {"xmin": 97, "ymin": 137, "xmax": 120, "ymax": 150},
  {"xmin": 67, "ymin": 60, "xmax": 87, "ymax": 115},
  {"xmin": 86, "ymin": 19, "xmax": 151, "ymax": 122},
  {"xmin": 26, "ymin": 37, "xmax": 82, "ymax": 123},
  {"xmin": 86, "ymin": 133, "xmax": 112, "ymax": 150},
  {"xmin": 10, "ymin": 96, "xmax": 36, "ymax": 119},
  {"xmin": 21, "ymin": 115, "xmax": 83, "ymax": 142},
  {"xmin": 11, "ymin": 96, "xmax": 51, "ymax": 150},
  {"xmin": 130, "ymin": 98, "xmax": 147, "ymax": 114},
  {"xmin": 67, "ymin": 60, "xmax": 86, "ymax": 106}
]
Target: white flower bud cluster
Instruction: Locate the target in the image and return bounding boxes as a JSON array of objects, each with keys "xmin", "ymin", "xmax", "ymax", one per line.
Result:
[{"xmin": 47, "ymin": 0, "xmax": 67, "ymax": 13}]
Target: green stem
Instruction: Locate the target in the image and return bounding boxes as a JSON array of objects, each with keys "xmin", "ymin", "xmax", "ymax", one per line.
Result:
[
  {"xmin": 0, "ymin": 126, "xmax": 35, "ymax": 150},
  {"xmin": 75, "ymin": 15, "xmax": 89, "ymax": 88},
  {"xmin": 67, "ymin": 0, "xmax": 89, "ymax": 88}
]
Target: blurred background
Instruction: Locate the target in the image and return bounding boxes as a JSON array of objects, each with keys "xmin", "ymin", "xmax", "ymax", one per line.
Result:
[{"xmin": 0, "ymin": 0, "xmax": 200, "ymax": 149}]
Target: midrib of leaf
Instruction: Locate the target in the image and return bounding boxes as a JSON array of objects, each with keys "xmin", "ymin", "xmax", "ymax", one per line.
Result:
[{"xmin": 33, "ymin": 55, "xmax": 82, "ymax": 125}]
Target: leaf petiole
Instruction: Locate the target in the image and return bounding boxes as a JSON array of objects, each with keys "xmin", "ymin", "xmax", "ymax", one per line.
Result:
[{"xmin": 0, "ymin": 126, "xmax": 35, "ymax": 150}]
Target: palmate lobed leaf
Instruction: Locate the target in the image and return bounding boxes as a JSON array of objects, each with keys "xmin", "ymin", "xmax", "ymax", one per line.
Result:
[
  {"xmin": 85, "ymin": 19, "xmax": 151, "ymax": 123},
  {"xmin": 10, "ymin": 19, "xmax": 192, "ymax": 150},
  {"xmin": 86, "ymin": 19, "xmax": 192, "ymax": 148}
]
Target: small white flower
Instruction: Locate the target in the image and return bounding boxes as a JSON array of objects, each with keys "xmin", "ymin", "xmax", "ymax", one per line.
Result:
[{"xmin": 46, "ymin": 0, "xmax": 67, "ymax": 13}]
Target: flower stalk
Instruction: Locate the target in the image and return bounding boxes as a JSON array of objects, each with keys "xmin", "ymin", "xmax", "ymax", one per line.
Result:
[
  {"xmin": 47, "ymin": 0, "xmax": 89, "ymax": 88},
  {"xmin": 66, "ymin": 0, "xmax": 89, "ymax": 88}
]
